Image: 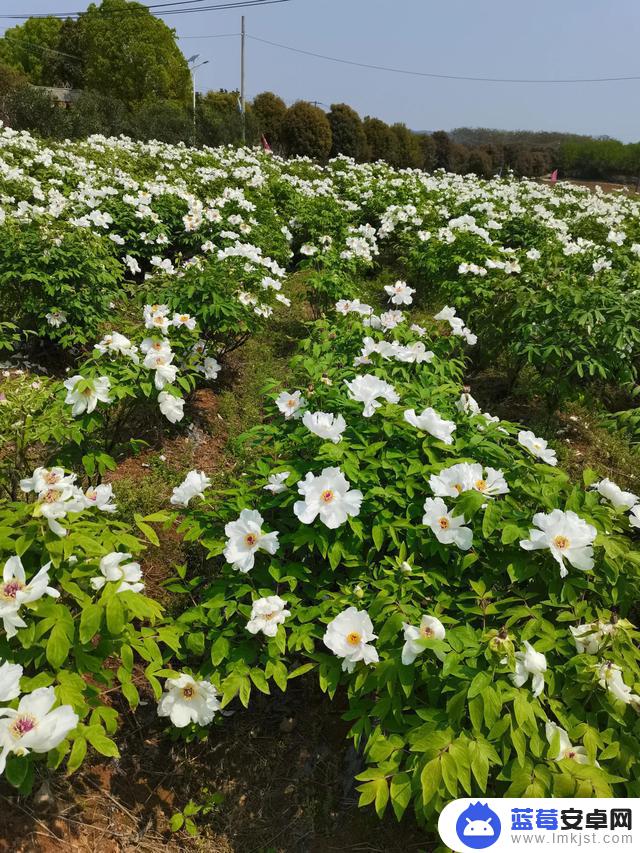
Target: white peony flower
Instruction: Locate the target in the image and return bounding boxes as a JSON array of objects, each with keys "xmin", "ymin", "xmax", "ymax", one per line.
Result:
[
  {"xmin": 591, "ymin": 478, "xmax": 638, "ymax": 510},
  {"xmin": 384, "ymin": 280, "xmax": 415, "ymax": 305},
  {"xmin": 90, "ymin": 552, "xmax": 144, "ymax": 594},
  {"xmin": 94, "ymin": 331, "xmax": 138, "ymax": 361},
  {"xmin": 20, "ymin": 466, "xmax": 76, "ymax": 495},
  {"xmin": 597, "ymin": 662, "xmax": 640, "ymax": 709},
  {"xmin": 201, "ymin": 357, "xmax": 221, "ymax": 380},
  {"xmin": 172, "ymin": 312, "xmax": 196, "ymax": 330},
  {"xmin": 275, "ymin": 390, "xmax": 306, "ymax": 419},
  {"xmin": 434, "ymin": 306, "xmax": 458, "ymax": 323},
  {"xmin": 335, "ymin": 298, "xmax": 372, "ymax": 316},
  {"xmin": 170, "ymin": 470, "xmax": 211, "ymax": 507},
  {"xmin": 263, "ymin": 472, "xmax": 290, "ymax": 494},
  {"xmin": 545, "ymin": 722, "xmax": 594, "ymax": 764},
  {"xmin": 401, "ymin": 615, "xmax": 446, "ymax": 665},
  {"xmin": 520, "ymin": 509, "xmax": 597, "ymax": 578},
  {"xmin": 223, "ymin": 509, "xmax": 279, "ymax": 573},
  {"xmin": 0, "ymin": 557, "xmax": 59, "ymax": 638},
  {"xmin": 323, "ymin": 607, "xmax": 378, "ymax": 672},
  {"xmin": 345, "ymin": 374, "xmax": 399, "ymax": 417},
  {"xmin": 0, "ymin": 660, "xmax": 22, "ymax": 702},
  {"xmin": 422, "ymin": 497, "xmax": 472, "ymax": 550},
  {"xmin": 141, "ymin": 336, "xmax": 172, "ymax": 357},
  {"xmin": 570, "ymin": 621, "xmax": 612, "ymax": 655},
  {"xmin": 124, "ymin": 254, "xmax": 141, "ymax": 274},
  {"xmin": 45, "ymin": 310, "xmax": 67, "ymax": 328},
  {"xmin": 404, "ymin": 408, "xmax": 456, "ymax": 444},
  {"xmin": 0, "ymin": 686, "xmax": 79, "ymax": 775},
  {"xmin": 157, "ymin": 674, "xmax": 221, "ymax": 728},
  {"xmin": 158, "ymin": 391, "xmax": 184, "ymax": 423},
  {"xmin": 429, "ymin": 462, "xmax": 508, "ymax": 498},
  {"xmin": 518, "ymin": 430, "xmax": 558, "ymax": 466},
  {"xmin": 512, "ymin": 641, "xmax": 547, "ymax": 697},
  {"xmin": 379, "ymin": 309, "xmax": 405, "ymax": 331},
  {"xmin": 302, "ymin": 411, "xmax": 346, "ymax": 444},
  {"xmin": 246, "ymin": 595, "xmax": 291, "ymax": 637},
  {"xmin": 294, "ymin": 466, "xmax": 363, "ymax": 529},
  {"xmin": 83, "ymin": 484, "xmax": 117, "ymax": 513},
  {"xmin": 34, "ymin": 484, "xmax": 85, "ymax": 537},
  {"xmin": 63, "ymin": 375, "xmax": 112, "ymax": 416},
  {"xmin": 456, "ymin": 392, "xmax": 481, "ymax": 416},
  {"xmin": 144, "ymin": 351, "xmax": 178, "ymax": 390}
]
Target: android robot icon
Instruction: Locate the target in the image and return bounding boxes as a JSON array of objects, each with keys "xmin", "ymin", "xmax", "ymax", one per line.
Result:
[{"xmin": 455, "ymin": 802, "xmax": 502, "ymax": 849}]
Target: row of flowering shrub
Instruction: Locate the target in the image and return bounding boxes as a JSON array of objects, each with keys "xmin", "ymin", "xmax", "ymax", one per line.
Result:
[
  {"xmin": 1, "ymin": 127, "xmax": 640, "ymax": 825},
  {"xmin": 3, "ymin": 125, "xmax": 640, "ymax": 413},
  {"xmin": 159, "ymin": 285, "xmax": 640, "ymax": 820}
]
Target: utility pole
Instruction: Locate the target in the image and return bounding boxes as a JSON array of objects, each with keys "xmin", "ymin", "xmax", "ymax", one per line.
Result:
[
  {"xmin": 187, "ymin": 55, "xmax": 209, "ymax": 147},
  {"xmin": 240, "ymin": 15, "xmax": 246, "ymax": 144}
]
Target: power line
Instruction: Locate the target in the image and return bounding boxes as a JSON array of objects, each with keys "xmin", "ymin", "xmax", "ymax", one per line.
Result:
[
  {"xmin": 179, "ymin": 32, "xmax": 239, "ymax": 38},
  {"xmin": 247, "ymin": 34, "xmax": 640, "ymax": 85},
  {"xmin": 1, "ymin": 35, "xmax": 81, "ymax": 61},
  {"xmin": 0, "ymin": 0, "xmax": 293, "ymax": 20}
]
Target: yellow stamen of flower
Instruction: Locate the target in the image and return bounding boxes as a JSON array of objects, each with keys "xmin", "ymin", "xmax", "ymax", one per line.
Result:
[
  {"xmin": 475, "ymin": 479, "xmax": 487, "ymax": 491},
  {"xmin": 244, "ymin": 533, "xmax": 258, "ymax": 547},
  {"xmin": 438, "ymin": 516, "xmax": 450, "ymax": 529},
  {"xmin": 553, "ymin": 535, "xmax": 570, "ymax": 550},
  {"xmin": 321, "ymin": 490, "xmax": 334, "ymax": 503},
  {"xmin": 346, "ymin": 631, "xmax": 361, "ymax": 646}
]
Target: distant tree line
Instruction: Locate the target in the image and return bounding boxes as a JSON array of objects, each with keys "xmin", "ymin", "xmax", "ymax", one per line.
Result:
[{"xmin": 0, "ymin": 1, "xmax": 638, "ymax": 181}]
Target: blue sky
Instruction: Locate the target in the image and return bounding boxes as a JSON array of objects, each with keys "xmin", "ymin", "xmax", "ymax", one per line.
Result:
[{"xmin": 4, "ymin": 0, "xmax": 640, "ymax": 140}]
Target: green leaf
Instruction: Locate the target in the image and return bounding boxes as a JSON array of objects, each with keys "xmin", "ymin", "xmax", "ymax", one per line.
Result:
[
  {"xmin": 420, "ymin": 756, "xmax": 442, "ymax": 805},
  {"xmin": 85, "ymin": 726, "xmax": 120, "ymax": 759},
  {"xmin": 79, "ymin": 603, "xmax": 102, "ymax": 644},
  {"xmin": 67, "ymin": 737, "xmax": 87, "ymax": 775},
  {"xmin": 169, "ymin": 813, "xmax": 184, "ymax": 832},
  {"xmin": 4, "ymin": 755, "xmax": 29, "ymax": 788},
  {"xmin": 390, "ymin": 772, "xmax": 412, "ymax": 821},
  {"xmin": 46, "ymin": 622, "xmax": 71, "ymax": 668},
  {"xmin": 211, "ymin": 635, "xmax": 230, "ymax": 666},
  {"xmin": 106, "ymin": 595, "xmax": 125, "ymax": 636}
]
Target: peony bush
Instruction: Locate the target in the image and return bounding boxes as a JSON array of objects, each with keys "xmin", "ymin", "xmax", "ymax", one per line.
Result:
[{"xmin": 1, "ymin": 126, "xmax": 640, "ymax": 833}]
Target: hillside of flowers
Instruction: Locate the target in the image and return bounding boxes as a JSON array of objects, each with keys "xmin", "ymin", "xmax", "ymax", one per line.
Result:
[{"xmin": 1, "ymin": 123, "xmax": 640, "ymax": 840}]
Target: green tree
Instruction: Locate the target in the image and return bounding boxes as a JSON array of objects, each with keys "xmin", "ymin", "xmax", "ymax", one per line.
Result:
[
  {"xmin": 0, "ymin": 17, "xmax": 63, "ymax": 85},
  {"xmin": 431, "ymin": 130, "xmax": 453, "ymax": 170},
  {"xmin": 49, "ymin": 17, "xmax": 85, "ymax": 89},
  {"xmin": 363, "ymin": 117, "xmax": 398, "ymax": 163},
  {"xmin": 390, "ymin": 123, "xmax": 423, "ymax": 169},
  {"xmin": 449, "ymin": 141, "xmax": 469, "ymax": 174},
  {"xmin": 132, "ymin": 99, "xmax": 190, "ymax": 144},
  {"xmin": 5, "ymin": 84, "xmax": 68, "ymax": 138},
  {"xmin": 418, "ymin": 133, "xmax": 436, "ymax": 171},
  {"xmin": 252, "ymin": 91, "xmax": 286, "ymax": 149},
  {"xmin": 197, "ymin": 90, "xmax": 248, "ymax": 146},
  {"xmin": 328, "ymin": 102, "xmax": 368, "ymax": 161},
  {"xmin": 466, "ymin": 147, "xmax": 493, "ymax": 177},
  {"xmin": 79, "ymin": 0, "xmax": 190, "ymax": 107},
  {"xmin": 281, "ymin": 101, "xmax": 332, "ymax": 160}
]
